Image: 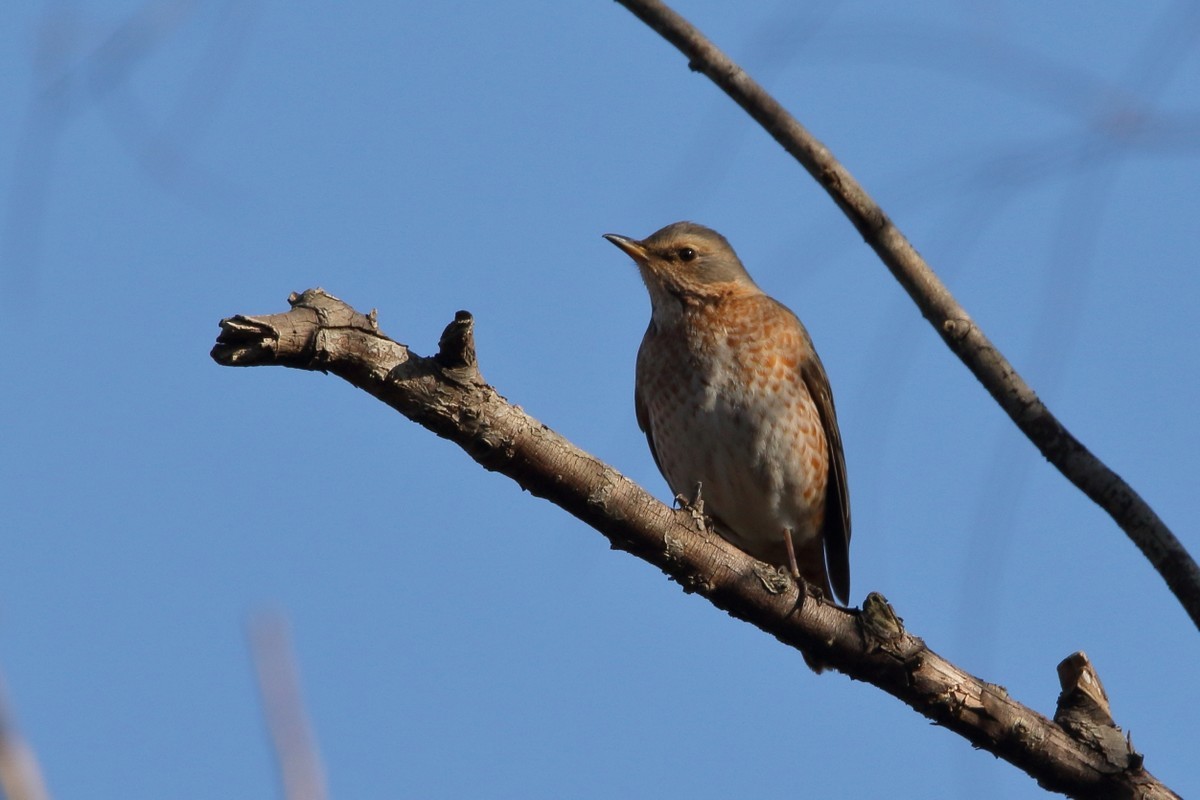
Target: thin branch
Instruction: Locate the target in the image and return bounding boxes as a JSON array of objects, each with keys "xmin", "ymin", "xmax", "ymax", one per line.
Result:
[
  {"xmin": 611, "ymin": 0, "xmax": 1200, "ymax": 630},
  {"xmin": 211, "ymin": 289, "xmax": 1179, "ymax": 799}
]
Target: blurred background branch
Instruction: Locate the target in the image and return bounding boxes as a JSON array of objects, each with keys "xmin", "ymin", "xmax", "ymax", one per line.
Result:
[
  {"xmin": 249, "ymin": 613, "xmax": 327, "ymax": 800},
  {"xmin": 0, "ymin": 674, "xmax": 50, "ymax": 800}
]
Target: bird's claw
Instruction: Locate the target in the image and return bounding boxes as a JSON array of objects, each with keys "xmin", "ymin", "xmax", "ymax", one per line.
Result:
[{"xmin": 674, "ymin": 482, "xmax": 707, "ymax": 533}]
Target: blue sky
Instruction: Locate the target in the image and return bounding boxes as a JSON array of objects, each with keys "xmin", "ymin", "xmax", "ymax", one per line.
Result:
[{"xmin": 2, "ymin": 1, "xmax": 1198, "ymax": 798}]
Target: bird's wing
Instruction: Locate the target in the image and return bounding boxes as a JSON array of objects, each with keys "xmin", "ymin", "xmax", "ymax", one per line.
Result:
[
  {"xmin": 634, "ymin": 332, "xmax": 668, "ymax": 480},
  {"xmin": 801, "ymin": 341, "xmax": 852, "ymax": 605}
]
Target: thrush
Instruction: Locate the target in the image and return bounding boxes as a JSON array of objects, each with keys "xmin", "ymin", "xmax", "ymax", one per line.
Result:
[{"xmin": 605, "ymin": 222, "xmax": 851, "ymax": 604}]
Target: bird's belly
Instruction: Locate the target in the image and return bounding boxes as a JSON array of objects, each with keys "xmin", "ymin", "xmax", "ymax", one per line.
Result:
[{"xmin": 647, "ymin": 379, "xmax": 827, "ymax": 561}]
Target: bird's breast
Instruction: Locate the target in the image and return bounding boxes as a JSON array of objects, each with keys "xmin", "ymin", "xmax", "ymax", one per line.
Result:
[{"xmin": 636, "ymin": 296, "xmax": 829, "ymax": 556}]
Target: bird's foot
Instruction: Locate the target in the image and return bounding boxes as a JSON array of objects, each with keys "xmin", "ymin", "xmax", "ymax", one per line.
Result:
[
  {"xmin": 673, "ymin": 482, "xmax": 707, "ymax": 533},
  {"xmin": 782, "ymin": 527, "xmax": 802, "ymax": 581},
  {"xmin": 782, "ymin": 529, "xmax": 829, "ymax": 602}
]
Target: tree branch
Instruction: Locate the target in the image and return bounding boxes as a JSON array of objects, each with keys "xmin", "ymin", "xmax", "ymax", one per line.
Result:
[
  {"xmin": 0, "ymin": 673, "xmax": 50, "ymax": 800},
  {"xmin": 211, "ymin": 289, "xmax": 1179, "ymax": 799},
  {"xmin": 249, "ymin": 613, "xmax": 328, "ymax": 800},
  {"xmin": 611, "ymin": 0, "xmax": 1200, "ymax": 630}
]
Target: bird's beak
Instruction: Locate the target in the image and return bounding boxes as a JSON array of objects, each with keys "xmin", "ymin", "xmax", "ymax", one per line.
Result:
[{"xmin": 603, "ymin": 233, "xmax": 650, "ymax": 264}]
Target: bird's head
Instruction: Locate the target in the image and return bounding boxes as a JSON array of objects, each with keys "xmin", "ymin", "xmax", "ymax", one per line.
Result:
[{"xmin": 604, "ymin": 222, "xmax": 759, "ymax": 311}]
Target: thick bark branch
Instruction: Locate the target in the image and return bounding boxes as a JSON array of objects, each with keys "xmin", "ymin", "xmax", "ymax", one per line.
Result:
[
  {"xmin": 612, "ymin": 0, "xmax": 1200, "ymax": 631},
  {"xmin": 211, "ymin": 289, "xmax": 1178, "ymax": 799}
]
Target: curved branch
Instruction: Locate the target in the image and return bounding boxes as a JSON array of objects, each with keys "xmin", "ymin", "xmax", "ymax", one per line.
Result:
[
  {"xmin": 610, "ymin": 0, "xmax": 1200, "ymax": 631},
  {"xmin": 211, "ymin": 290, "xmax": 1178, "ymax": 799}
]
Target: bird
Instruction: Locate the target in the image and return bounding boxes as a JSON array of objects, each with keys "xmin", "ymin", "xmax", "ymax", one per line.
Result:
[{"xmin": 604, "ymin": 221, "xmax": 851, "ymax": 605}]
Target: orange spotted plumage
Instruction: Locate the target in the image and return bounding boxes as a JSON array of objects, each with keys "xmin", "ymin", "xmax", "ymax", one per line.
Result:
[{"xmin": 605, "ymin": 222, "xmax": 851, "ymax": 604}]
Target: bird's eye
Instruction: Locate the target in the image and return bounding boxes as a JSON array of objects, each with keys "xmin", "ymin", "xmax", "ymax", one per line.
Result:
[{"xmin": 678, "ymin": 247, "xmax": 697, "ymax": 262}]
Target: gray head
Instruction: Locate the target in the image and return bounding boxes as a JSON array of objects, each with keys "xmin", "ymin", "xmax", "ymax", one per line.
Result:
[{"xmin": 603, "ymin": 222, "xmax": 759, "ymax": 305}]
